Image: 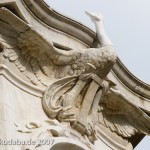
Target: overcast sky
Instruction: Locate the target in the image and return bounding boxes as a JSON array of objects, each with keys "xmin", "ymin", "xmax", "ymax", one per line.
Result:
[{"xmin": 45, "ymin": 0, "xmax": 150, "ymax": 149}]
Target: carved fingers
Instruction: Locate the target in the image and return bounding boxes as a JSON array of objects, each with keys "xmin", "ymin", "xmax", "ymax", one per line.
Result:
[
  {"xmin": 85, "ymin": 123, "xmax": 97, "ymax": 143},
  {"xmin": 57, "ymin": 106, "xmax": 76, "ymax": 122},
  {"xmin": 109, "ymin": 87, "xmax": 127, "ymax": 100},
  {"xmin": 79, "ymin": 73, "xmax": 93, "ymax": 81}
]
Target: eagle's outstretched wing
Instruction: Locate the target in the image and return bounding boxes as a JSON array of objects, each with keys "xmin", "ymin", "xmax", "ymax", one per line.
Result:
[
  {"xmin": 98, "ymin": 87, "xmax": 150, "ymax": 138},
  {"xmin": 0, "ymin": 7, "xmax": 80, "ymax": 86},
  {"xmin": 0, "ymin": 7, "xmax": 116, "ymax": 88}
]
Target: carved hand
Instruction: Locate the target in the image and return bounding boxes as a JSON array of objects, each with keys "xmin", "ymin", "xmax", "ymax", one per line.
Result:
[{"xmin": 57, "ymin": 106, "xmax": 76, "ymax": 122}]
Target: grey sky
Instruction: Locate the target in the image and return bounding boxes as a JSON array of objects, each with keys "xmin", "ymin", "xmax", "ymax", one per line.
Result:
[{"xmin": 45, "ymin": 0, "xmax": 150, "ymax": 149}]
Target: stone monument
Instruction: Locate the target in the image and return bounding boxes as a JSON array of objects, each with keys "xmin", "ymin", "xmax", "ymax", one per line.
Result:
[{"xmin": 0, "ymin": 0, "xmax": 150, "ymax": 150}]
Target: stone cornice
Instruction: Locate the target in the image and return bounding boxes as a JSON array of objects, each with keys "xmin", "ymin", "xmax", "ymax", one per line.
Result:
[
  {"xmin": 113, "ymin": 59, "xmax": 150, "ymax": 99},
  {"xmin": 22, "ymin": 0, "xmax": 95, "ymax": 45},
  {"xmin": 0, "ymin": 0, "xmax": 28, "ymax": 22}
]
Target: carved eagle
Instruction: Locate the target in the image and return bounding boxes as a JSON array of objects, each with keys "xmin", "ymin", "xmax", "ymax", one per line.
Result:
[
  {"xmin": 1, "ymin": 7, "xmax": 149, "ymax": 140},
  {"xmin": 0, "ymin": 7, "xmax": 116, "ymax": 87}
]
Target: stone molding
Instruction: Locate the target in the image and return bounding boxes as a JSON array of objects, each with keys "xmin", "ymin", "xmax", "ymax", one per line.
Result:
[
  {"xmin": 0, "ymin": 64, "xmax": 44, "ymax": 97},
  {"xmin": 96, "ymin": 127, "xmax": 132, "ymax": 150}
]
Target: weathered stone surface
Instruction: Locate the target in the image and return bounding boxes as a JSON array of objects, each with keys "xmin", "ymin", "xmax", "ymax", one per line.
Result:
[{"xmin": 0, "ymin": 0, "xmax": 150, "ymax": 150}]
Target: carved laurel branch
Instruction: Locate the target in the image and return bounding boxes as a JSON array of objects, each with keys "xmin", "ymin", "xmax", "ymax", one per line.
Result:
[
  {"xmin": 15, "ymin": 120, "xmax": 95, "ymax": 150},
  {"xmin": 15, "ymin": 120, "xmax": 65, "ymax": 150}
]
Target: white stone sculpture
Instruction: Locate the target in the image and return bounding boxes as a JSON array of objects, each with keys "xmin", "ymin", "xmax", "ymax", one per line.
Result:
[{"xmin": 0, "ymin": 1, "xmax": 150, "ymax": 149}]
